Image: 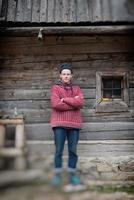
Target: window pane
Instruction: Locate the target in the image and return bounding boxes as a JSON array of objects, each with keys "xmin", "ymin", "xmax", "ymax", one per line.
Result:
[
  {"xmin": 102, "ymin": 77, "xmax": 122, "ymax": 99},
  {"xmin": 113, "ymin": 79, "xmax": 121, "ymax": 88},
  {"xmin": 113, "ymin": 89, "xmax": 121, "ymax": 98},
  {"xmin": 103, "ymin": 89, "xmax": 112, "ymax": 98},
  {"xmin": 103, "ymin": 79, "xmax": 112, "ymax": 88}
]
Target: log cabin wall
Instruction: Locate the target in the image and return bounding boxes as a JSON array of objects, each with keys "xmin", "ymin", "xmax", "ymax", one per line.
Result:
[
  {"xmin": 0, "ymin": 33, "xmax": 134, "ymax": 126},
  {"xmin": 0, "ymin": 0, "xmax": 134, "ymax": 141}
]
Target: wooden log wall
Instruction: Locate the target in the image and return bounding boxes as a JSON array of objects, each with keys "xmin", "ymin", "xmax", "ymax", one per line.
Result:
[{"xmin": 0, "ymin": 34, "xmax": 134, "ymax": 124}]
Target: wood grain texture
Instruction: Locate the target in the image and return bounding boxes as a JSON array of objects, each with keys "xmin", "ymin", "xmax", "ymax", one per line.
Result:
[
  {"xmin": 31, "ymin": 0, "xmax": 40, "ymax": 22},
  {"xmin": 24, "ymin": 0, "xmax": 32, "ymax": 22},
  {"xmin": 2, "ymin": 0, "xmax": 134, "ymax": 23},
  {"xmin": 76, "ymin": 0, "xmax": 89, "ymax": 22},
  {"xmin": 0, "ymin": 35, "xmax": 133, "ymax": 124},
  {"xmin": 40, "ymin": 0, "xmax": 47, "ymax": 22},
  {"xmin": 11, "ymin": 122, "xmax": 134, "ymax": 140},
  {"xmin": 62, "ymin": 0, "xmax": 69, "ymax": 22},
  {"xmin": 6, "ymin": 0, "xmax": 17, "ymax": 21},
  {"xmin": 15, "ymin": 0, "xmax": 24, "ymax": 22},
  {"xmin": 47, "ymin": 0, "xmax": 55, "ymax": 22},
  {"xmin": 69, "ymin": 0, "xmax": 76, "ymax": 22}
]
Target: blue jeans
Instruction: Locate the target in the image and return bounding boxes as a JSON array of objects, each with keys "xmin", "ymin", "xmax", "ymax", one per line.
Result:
[{"xmin": 53, "ymin": 127, "xmax": 79, "ymax": 173}]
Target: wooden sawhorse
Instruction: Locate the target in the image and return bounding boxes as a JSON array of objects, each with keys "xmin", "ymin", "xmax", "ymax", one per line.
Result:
[{"xmin": 0, "ymin": 118, "xmax": 27, "ymax": 170}]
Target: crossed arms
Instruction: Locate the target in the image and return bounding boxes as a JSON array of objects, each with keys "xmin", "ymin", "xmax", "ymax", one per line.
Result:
[{"xmin": 51, "ymin": 85, "xmax": 84, "ymax": 111}]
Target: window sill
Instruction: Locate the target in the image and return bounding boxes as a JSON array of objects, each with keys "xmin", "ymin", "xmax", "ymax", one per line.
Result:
[{"xmin": 96, "ymin": 99, "xmax": 129, "ymax": 113}]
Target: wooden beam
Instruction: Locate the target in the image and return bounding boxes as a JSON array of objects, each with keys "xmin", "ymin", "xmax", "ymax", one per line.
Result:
[
  {"xmin": 27, "ymin": 140, "xmax": 134, "ymax": 145},
  {"xmin": 0, "ymin": 119, "xmax": 24, "ymax": 125},
  {"xmin": 0, "ymin": 147, "xmax": 27, "ymax": 157},
  {"xmin": 0, "ymin": 25, "xmax": 134, "ymax": 36},
  {"xmin": 15, "ymin": 124, "xmax": 26, "ymax": 148},
  {"xmin": 0, "ymin": 125, "xmax": 5, "ymax": 147},
  {"xmin": 0, "ymin": 124, "xmax": 5, "ymax": 168}
]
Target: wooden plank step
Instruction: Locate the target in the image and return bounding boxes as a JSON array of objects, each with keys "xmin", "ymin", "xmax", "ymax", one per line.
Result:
[
  {"xmin": 6, "ymin": 122, "xmax": 134, "ymax": 140},
  {"xmin": 27, "ymin": 140, "xmax": 134, "ymax": 157}
]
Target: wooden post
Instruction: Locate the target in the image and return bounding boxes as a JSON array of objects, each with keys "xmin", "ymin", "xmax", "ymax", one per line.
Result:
[
  {"xmin": 15, "ymin": 124, "xmax": 25, "ymax": 148},
  {"xmin": 14, "ymin": 124, "xmax": 26, "ymax": 170},
  {"xmin": 0, "ymin": 125, "xmax": 6, "ymax": 169}
]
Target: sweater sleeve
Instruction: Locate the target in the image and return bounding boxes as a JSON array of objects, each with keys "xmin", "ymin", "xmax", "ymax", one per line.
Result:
[
  {"xmin": 63, "ymin": 86, "xmax": 84, "ymax": 108},
  {"xmin": 50, "ymin": 85, "xmax": 75, "ymax": 111}
]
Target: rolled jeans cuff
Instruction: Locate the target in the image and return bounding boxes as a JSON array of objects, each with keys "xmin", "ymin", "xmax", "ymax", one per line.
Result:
[
  {"xmin": 54, "ymin": 168, "xmax": 62, "ymax": 174},
  {"xmin": 67, "ymin": 167, "xmax": 76, "ymax": 173}
]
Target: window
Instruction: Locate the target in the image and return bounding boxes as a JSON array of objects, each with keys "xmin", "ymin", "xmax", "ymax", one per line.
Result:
[
  {"xmin": 96, "ymin": 72, "xmax": 129, "ymax": 113},
  {"xmin": 102, "ymin": 77, "xmax": 123, "ymax": 99}
]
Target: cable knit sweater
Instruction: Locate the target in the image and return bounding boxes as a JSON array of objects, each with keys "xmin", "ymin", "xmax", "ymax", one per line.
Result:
[{"xmin": 50, "ymin": 83, "xmax": 84, "ymax": 129}]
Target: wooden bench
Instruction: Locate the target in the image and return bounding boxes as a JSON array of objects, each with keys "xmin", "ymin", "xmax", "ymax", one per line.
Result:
[{"xmin": 0, "ymin": 118, "xmax": 27, "ymax": 170}]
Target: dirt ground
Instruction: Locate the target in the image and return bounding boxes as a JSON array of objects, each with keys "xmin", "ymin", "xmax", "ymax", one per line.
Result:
[{"xmin": 0, "ymin": 179, "xmax": 134, "ymax": 200}]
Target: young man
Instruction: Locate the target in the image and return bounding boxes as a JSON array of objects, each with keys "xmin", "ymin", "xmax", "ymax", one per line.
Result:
[{"xmin": 50, "ymin": 63, "xmax": 84, "ymax": 186}]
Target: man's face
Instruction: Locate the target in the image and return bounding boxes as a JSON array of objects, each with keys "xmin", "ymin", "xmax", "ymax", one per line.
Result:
[{"xmin": 60, "ymin": 69, "xmax": 73, "ymax": 84}]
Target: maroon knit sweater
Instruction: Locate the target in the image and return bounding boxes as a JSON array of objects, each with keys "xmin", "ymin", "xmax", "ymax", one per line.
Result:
[{"xmin": 50, "ymin": 83, "xmax": 84, "ymax": 129}]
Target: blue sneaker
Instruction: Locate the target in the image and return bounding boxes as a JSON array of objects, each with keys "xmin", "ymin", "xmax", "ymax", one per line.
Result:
[
  {"xmin": 69, "ymin": 173, "xmax": 81, "ymax": 185},
  {"xmin": 51, "ymin": 174, "xmax": 61, "ymax": 186}
]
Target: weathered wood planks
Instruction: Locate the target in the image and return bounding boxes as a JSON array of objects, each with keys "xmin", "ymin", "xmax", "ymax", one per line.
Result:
[
  {"xmin": 31, "ymin": 0, "xmax": 40, "ymax": 22},
  {"xmin": 1, "ymin": 0, "xmax": 134, "ymax": 23},
  {"xmin": 77, "ymin": 0, "xmax": 89, "ymax": 22},
  {"xmin": 40, "ymin": 0, "xmax": 47, "ymax": 22},
  {"xmin": 12, "ymin": 122, "xmax": 134, "ymax": 140},
  {"xmin": 24, "ymin": 0, "xmax": 32, "ymax": 22},
  {"xmin": 6, "ymin": 0, "xmax": 17, "ymax": 21},
  {"xmin": 0, "ymin": 35, "xmax": 134, "ymax": 125}
]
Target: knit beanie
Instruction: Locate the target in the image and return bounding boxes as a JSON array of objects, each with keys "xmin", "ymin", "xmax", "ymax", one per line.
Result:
[{"xmin": 59, "ymin": 63, "xmax": 73, "ymax": 74}]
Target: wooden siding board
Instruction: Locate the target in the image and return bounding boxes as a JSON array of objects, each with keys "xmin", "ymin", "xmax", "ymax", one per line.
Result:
[
  {"xmin": 1, "ymin": 107, "xmax": 133, "ymax": 123},
  {"xmin": 1, "ymin": 52, "xmax": 133, "ymax": 66},
  {"xmin": 7, "ymin": 0, "xmax": 17, "ymax": 22},
  {"xmin": 1, "ymin": 108, "xmax": 133, "ymax": 124},
  {"xmin": 47, "ymin": 0, "xmax": 55, "ymax": 22},
  {"xmin": 40, "ymin": 0, "xmax": 47, "ymax": 22},
  {"xmin": 87, "ymin": 0, "xmax": 93, "ymax": 22},
  {"xmin": 76, "ymin": 0, "xmax": 89, "ymax": 22},
  {"xmin": 0, "ymin": 88, "xmax": 95, "ymax": 100},
  {"xmin": 16, "ymin": 122, "xmax": 134, "ymax": 140},
  {"xmin": 55, "ymin": 0, "xmax": 62, "ymax": 22},
  {"xmin": 26, "ymin": 142, "xmax": 134, "ymax": 158},
  {"xmin": 125, "ymin": 0, "xmax": 134, "ymax": 21},
  {"xmin": 1, "ymin": 38, "xmax": 134, "ymax": 56},
  {"xmin": 69, "ymin": 0, "xmax": 76, "ymax": 22},
  {"xmin": 31, "ymin": 0, "xmax": 40, "ymax": 23},
  {"xmin": 101, "ymin": 0, "xmax": 111, "ymax": 22},
  {"xmin": 23, "ymin": 0, "xmax": 32, "ymax": 22},
  {"xmin": 92, "ymin": 0, "xmax": 102, "ymax": 22},
  {"xmin": 0, "ymin": 100, "xmax": 51, "ymax": 110},
  {"xmin": 110, "ymin": 0, "xmax": 134, "ymax": 22},
  {"xmin": 15, "ymin": 0, "xmax": 25, "ymax": 22},
  {"xmin": 0, "ymin": 89, "xmax": 51, "ymax": 100},
  {"xmin": 0, "ymin": 100, "xmax": 95, "ymax": 110},
  {"xmin": 62, "ymin": 0, "xmax": 69, "ymax": 22}
]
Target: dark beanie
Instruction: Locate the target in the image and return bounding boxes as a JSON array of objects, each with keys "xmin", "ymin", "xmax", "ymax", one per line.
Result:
[{"xmin": 59, "ymin": 63, "xmax": 73, "ymax": 74}]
